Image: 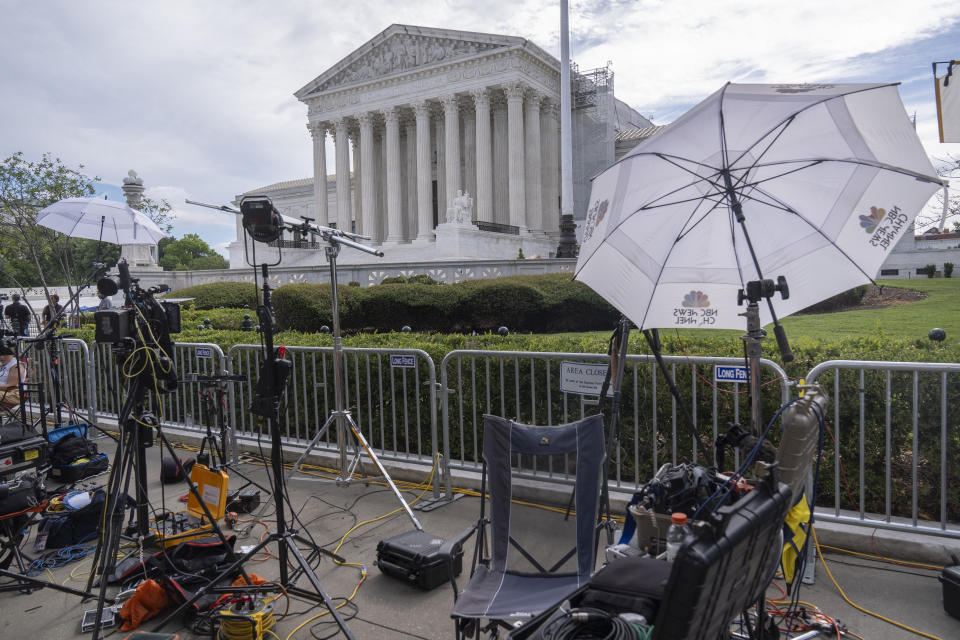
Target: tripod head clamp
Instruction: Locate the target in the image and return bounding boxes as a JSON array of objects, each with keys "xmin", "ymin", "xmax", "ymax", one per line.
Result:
[
  {"xmin": 737, "ymin": 276, "xmax": 789, "ymax": 306},
  {"xmin": 737, "ymin": 277, "xmax": 794, "ymax": 363}
]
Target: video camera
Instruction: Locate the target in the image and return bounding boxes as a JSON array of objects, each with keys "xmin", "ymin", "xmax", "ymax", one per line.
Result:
[{"xmin": 94, "ymin": 260, "xmax": 180, "ymax": 393}]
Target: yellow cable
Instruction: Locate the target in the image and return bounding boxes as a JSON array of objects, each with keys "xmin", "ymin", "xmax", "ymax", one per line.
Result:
[
  {"xmin": 812, "ymin": 527, "xmax": 943, "ymax": 640},
  {"xmin": 283, "ymin": 571, "xmax": 366, "ymax": 640},
  {"xmin": 817, "ymin": 543, "xmax": 943, "ymax": 571},
  {"xmin": 283, "ymin": 456, "xmax": 440, "ymax": 639}
]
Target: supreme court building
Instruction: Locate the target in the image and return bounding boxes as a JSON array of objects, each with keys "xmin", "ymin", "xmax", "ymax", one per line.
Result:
[{"xmin": 228, "ymin": 24, "xmax": 656, "ymax": 268}]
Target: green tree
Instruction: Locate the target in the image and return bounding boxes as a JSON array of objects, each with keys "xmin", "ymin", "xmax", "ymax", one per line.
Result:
[
  {"xmin": 139, "ymin": 195, "xmax": 174, "ymax": 235},
  {"xmin": 0, "ymin": 152, "xmax": 99, "ymax": 309},
  {"xmin": 158, "ymin": 233, "xmax": 228, "ymax": 271}
]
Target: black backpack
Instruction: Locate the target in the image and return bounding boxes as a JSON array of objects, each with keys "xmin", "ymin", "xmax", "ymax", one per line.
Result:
[{"xmin": 49, "ymin": 433, "xmax": 98, "ymax": 467}]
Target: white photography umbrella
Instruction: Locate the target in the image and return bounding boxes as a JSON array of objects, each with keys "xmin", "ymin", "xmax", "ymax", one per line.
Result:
[
  {"xmin": 36, "ymin": 197, "xmax": 165, "ymax": 245},
  {"xmin": 575, "ymin": 83, "xmax": 945, "ymax": 334}
]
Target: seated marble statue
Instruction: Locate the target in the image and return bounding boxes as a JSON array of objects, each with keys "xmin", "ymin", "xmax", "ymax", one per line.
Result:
[{"xmin": 445, "ymin": 190, "xmax": 474, "ymax": 225}]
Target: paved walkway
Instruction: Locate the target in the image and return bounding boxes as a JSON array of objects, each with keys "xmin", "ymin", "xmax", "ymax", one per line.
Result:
[{"xmin": 1, "ymin": 436, "xmax": 958, "ymax": 639}]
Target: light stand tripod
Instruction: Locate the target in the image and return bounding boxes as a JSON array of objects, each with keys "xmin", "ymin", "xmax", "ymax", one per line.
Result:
[
  {"xmin": 18, "ymin": 261, "xmax": 110, "ymax": 428},
  {"xmin": 183, "ymin": 372, "xmax": 271, "ymax": 497},
  {"xmin": 155, "ymin": 260, "xmax": 354, "ymax": 638},
  {"xmin": 286, "ymin": 234, "xmax": 422, "ymax": 531},
  {"xmin": 166, "ymin": 196, "xmax": 357, "ymax": 638},
  {"xmin": 84, "ymin": 264, "xmax": 249, "ymax": 640}
]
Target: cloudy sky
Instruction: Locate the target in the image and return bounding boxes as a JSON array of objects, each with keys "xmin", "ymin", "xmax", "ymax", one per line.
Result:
[{"xmin": 3, "ymin": 1, "xmax": 959, "ymax": 255}]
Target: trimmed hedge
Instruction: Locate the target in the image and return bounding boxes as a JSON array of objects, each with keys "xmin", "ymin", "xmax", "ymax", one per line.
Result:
[
  {"xmin": 270, "ymin": 273, "xmax": 620, "ymax": 334},
  {"xmin": 164, "ymin": 282, "xmax": 258, "ymax": 310}
]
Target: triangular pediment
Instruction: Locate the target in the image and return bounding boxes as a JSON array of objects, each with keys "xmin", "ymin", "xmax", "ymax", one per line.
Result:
[{"xmin": 296, "ymin": 25, "xmax": 524, "ymax": 98}]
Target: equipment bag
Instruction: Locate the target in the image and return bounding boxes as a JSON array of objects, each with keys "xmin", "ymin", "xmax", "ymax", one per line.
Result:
[
  {"xmin": 49, "ymin": 433, "xmax": 98, "ymax": 467},
  {"xmin": 0, "ymin": 420, "xmax": 37, "ymax": 445},
  {"xmin": 38, "ymin": 489, "xmax": 130, "ymax": 549}
]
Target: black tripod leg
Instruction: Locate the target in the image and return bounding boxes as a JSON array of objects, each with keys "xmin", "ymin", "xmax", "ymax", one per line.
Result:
[
  {"xmin": 153, "ymin": 428, "xmax": 252, "ymax": 584},
  {"xmin": 90, "ymin": 430, "xmax": 136, "ymax": 640},
  {"xmin": 223, "ymin": 463, "xmax": 272, "ymax": 497},
  {"xmin": 83, "ymin": 419, "xmax": 133, "ymax": 596},
  {"xmin": 284, "ymin": 538, "xmax": 355, "ymax": 640},
  {"xmin": 151, "ymin": 532, "xmax": 276, "ymax": 631},
  {"xmin": 0, "ymin": 568, "xmax": 115, "ymax": 600}
]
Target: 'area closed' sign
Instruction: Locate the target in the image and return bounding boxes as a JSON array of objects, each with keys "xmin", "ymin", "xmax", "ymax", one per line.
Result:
[{"xmin": 560, "ymin": 361, "xmax": 609, "ymax": 396}]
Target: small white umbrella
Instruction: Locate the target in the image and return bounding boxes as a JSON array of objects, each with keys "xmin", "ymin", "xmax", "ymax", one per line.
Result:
[
  {"xmin": 575, "ymin": 82, "xmax": 946, "ymax": 332},
  {"xmin": 36, "ymin": 197, "xmax": 165, "ymax": 245}
]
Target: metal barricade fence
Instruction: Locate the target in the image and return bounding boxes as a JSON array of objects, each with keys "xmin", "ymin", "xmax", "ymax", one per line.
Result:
[
  {"xmin": 89, "ymin": 342, "xmax": 228, "ymax": 430},
  {"xmin": 42, "ymin": 340, "xmax": 960, "ymax": 540},
  {"xmin": 226, "ymin": 345, "xmax": 439, "ymax": 469},
  {"xmin": 19, "ymin": 337, "xmax": 95, "ymax": 426},
  {"xmin": 805, "ymin": 360, "xmax": 960, "ymax": 539},
  {"xmin": 159, "ymin": 343, "xmax": 229, "ymax": 430},
  {"xmin": 439, "ymin": 350, "xmax": 790, "ymax": 497}
]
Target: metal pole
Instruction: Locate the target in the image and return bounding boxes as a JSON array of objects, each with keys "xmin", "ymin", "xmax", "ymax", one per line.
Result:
[
  {"xmin": 557, "ymin": 0, "xmax": 579, "ymax": 258},
  {"xmin": 742, "ymin": 302, "xmax": 764, "ymax": 436},
  {"xmin": 326, "ymin": 244, "xmax": 349, "ymax": 476},
  {"xmin": 560, "ymin": 0, "xmax": 573, "ymax": 215}
]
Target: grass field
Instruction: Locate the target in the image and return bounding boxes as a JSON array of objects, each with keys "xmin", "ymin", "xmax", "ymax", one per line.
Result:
[
  {"xmin": 778, "ymin": 278, "xmax": 960, "ymax": 341},
  {"xmin": 563, "ymin": 279, "xmax": 960, "ymax": 342}
]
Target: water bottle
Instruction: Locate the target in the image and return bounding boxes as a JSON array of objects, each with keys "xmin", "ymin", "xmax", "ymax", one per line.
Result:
[{"xmin": 665, "ymin": 512, "xmax": 689, "ymax": 562}]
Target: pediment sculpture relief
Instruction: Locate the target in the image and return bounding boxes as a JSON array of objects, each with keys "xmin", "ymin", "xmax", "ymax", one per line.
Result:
[{"xmin": 320, "ymin": 35, "xmax": 502, "ymax": 91}]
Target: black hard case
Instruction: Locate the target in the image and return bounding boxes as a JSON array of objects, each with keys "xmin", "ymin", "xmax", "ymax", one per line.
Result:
[
  {"xmin": 940, "ymin": 565, "xmax": 960, "ymax": 620},
  {"xmin": 376, "ymin": 530, "xmax": 463, "ymax": 591},
  {"xmin": 0, "ymin": 435, "xmax": 47, "ymax": 478}
]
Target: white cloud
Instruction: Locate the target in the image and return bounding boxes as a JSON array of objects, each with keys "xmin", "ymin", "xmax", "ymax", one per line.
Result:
[
  {"xmin": 3, "ymin": 0, "xmax": 959, "ymax": 250},
  {"xmin": 145, "ymin": 185, "xmax": 236, "ymax": 230}
]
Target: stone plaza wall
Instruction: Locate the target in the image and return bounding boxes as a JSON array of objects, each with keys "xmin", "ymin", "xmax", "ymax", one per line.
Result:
[{"xmin": 133, "ymin": 257, "xmax": 577, "ymax": 293}]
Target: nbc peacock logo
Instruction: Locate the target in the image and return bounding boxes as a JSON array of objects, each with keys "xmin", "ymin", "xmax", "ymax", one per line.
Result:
[
  {"xmin": 859, "ymin": 206, "xmax": 885, "ymax": 234},
  {"xmin": 582, "ymin": 198, "xmax": 610, "ymax": 243},
  {"xmin": 681, "ymin": 290, "xmax": 711, "ymax": 308}
]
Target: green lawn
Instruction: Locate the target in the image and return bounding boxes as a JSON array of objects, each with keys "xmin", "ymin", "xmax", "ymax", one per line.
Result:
[
  {"xmin": 557, "ymin": 279, "xmax": 960, "ymax": 343},
  {"xmin": 778, "ymin": 278, "xmax": 960, "ymax": 341}
]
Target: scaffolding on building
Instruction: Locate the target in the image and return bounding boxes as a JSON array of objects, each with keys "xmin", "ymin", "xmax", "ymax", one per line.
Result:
[{"xmin": 571, "ymin": 62, "xmax": 613, "ymax": 109}]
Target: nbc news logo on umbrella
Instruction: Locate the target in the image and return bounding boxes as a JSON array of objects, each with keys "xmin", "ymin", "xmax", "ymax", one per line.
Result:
[{"xmin": 860, "ymin": 204, "xmax": 907, "ymax": 249}]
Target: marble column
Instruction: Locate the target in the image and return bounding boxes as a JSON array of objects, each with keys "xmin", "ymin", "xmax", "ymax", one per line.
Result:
[
  {"xmin": 350, "ymin": 127, "xmax": 362, "ymax": 235},
  {"xmin": 463, "ymin": 107, "xmax": 476, "ymax": 210},
  {"xmin": 505, "ymin": 83, "xmax": 526, "ymax": 230},
  {"xmin": 492, "ymin": 101, "xmax": 509, "ymax": 225},
  {"xmin": 435, "ymin": 116, "xmax": 446, "ymax": 220},
  {"xmin": 375, "ymin": 127, "xmax": 387, "ymax": 241},
  {"xmin": 309, "ymin": 122, "xmax": 329, "ymax": 226},
  {"xmin": 357, "ymin": 112, "xmax": 377, "ymax": 242},
  {"xmin": 405, "ymin": 121, "xmax": 416, "ymax": 239},
  {"xmin": 333, "ymin": 117, "xmax": 352, "ymax": 229},
  {"xmin": 541, "ymin": 99, "xmax": 561, "ymax": 235},
  {"xmin": 382, "ymin": 107, "xmax": 403, "ymax": 242},
  {"xmin": 471, "ymin": 89, "xmax": 492, "ymax": 223},
  {"xmin": 524, "ymin": 91, "xmax": 544, "ymax": 234},
  {"xmin": 441, "ymin": 94, "xmax": 460, "ymax": 208},
  {"xmin": 413, "ymin": 101, "xmax": 433, "ymax": 240}
]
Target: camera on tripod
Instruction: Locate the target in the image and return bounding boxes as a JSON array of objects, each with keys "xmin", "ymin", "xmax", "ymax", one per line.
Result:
[{"xmin": 93, "ymin": 260, "xmax": 180, "ymax": 393}]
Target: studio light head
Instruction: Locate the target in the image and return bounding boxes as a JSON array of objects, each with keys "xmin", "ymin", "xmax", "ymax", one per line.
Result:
[{"xmin": 240, "ymin": 195, "xmax": 283, "ymax": 243}]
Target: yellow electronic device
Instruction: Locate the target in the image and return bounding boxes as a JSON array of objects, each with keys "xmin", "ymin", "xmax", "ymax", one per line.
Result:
[{"xmin": 150, "ymin": 463, "xmax": 229, "ymax": 547}]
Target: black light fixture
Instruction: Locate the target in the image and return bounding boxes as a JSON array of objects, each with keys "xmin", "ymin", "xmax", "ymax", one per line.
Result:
[{"xmin": 239, "ymin": 195, "xmax": 284, "ymax": 243}]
